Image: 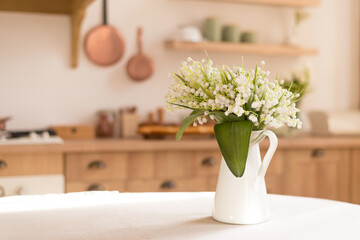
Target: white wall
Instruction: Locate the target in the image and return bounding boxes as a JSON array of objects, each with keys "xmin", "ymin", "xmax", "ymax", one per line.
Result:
[{"xmin": 0, "ymin": 0, "xmax": 358, "ymax": 130}]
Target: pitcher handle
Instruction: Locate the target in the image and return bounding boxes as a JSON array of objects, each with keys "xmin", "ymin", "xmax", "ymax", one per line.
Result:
[{"xmin": 257, "ymin": 130, "xmax": 278, "ymax": 178}]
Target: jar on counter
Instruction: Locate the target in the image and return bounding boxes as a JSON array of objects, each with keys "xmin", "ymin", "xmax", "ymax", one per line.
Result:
[{"xmin": 96, "ymin": 110, "xmax": 115, "ymax": 138}]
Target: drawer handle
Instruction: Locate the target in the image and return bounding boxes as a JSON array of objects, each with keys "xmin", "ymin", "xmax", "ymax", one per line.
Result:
[
  {"xmin": 160, "ymin": 180, "xmax": 176, "ymax": 189},
  {"xmin": 0, "ymin": 160, "xmax": 7, "ymax": 169},
  {"xmin": 0, "ymin": 186, "xmax": 4, "ymax": 197},
  {"xmin": 312, "ymin": 149, "xmax": 324, "ymax": 158},
  {"xmin": 87, "ymin": 184, "xmax": 106, "ymax": 191},
  {"xmin": 88, "ymin": 160, "xmax": 107, "ymax": 169},
  {"xmin": 201, "ymin": 157, "xmax": 216, "ymax": 166}
]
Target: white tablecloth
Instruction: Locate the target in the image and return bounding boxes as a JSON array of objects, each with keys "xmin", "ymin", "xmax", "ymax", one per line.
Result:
[{"xmin": 0, "ymin": 192, "xmax": 359, "ymax": 240}]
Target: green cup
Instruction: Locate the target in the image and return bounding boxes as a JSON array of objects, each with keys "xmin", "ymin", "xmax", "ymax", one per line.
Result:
[
  {"xmin": 241, "ymin": 31, "xmax": 258, "ymax": 43},
  {"xmin": 222, "ymin": 25, "xmax": 240, "ymax": 42},
  {"xmin": 204, "ymin": 18, "xmax": 222, "ymax": 42}
]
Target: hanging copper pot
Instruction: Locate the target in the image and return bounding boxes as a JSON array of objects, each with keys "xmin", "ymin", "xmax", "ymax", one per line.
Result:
[
  {"xmin": 126, "ymin": 27, "xmax": 154, "ymax": 81},
  {"xmin": 85, "ymin": 0, "xmax": 125, "ymax": 66}
]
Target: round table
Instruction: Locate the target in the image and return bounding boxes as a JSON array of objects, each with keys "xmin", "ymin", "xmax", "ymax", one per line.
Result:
[{"xmin": 0, "ymin": 192, "xmax": 359, "ymax": 240}]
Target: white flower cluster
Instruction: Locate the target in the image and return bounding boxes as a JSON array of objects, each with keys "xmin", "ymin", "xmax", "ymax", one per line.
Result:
[{"xmin": 165, "ymin": 57, "xmax": 302, "ymax": 130}]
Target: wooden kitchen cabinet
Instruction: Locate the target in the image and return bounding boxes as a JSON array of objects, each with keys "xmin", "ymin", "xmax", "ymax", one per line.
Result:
[
  {"xmin": 127, "ymin": 177, "xmax": 209, "ymax": 192},
  {"xmin": 65, "ymin": 150, "xmax": 220, "ymax": 193},
  {"xmin": 351, "ymin": 150, "xmax": 360, "ymax": 204},
  {"xmin": 0, "ymin": 153, "xmax": 63, "ymax": 176},
  {"xmin": 66, "ymin": 180, "xmax": 126, "ymax": 193},
  {"xmin": 264, "ymin": 150, "xmax": 285, "ymax": 194},
  {"xmin": 2, "ymin": 137, "xmax": 360, "ymax": 203},
  {"xmin": 283, "ymin": 149, "xmax": 350, "ymax": 202},
  {"xmin": 154, "ymin": 152, "xmax": 196, "ymax": 178},
  {"xmin": 127, "ymin": 152, "xmax": 155, "ymax": 179},
  {"xmin": 65, "ymin": 153, "xmax": 128, "ymax": 181}
]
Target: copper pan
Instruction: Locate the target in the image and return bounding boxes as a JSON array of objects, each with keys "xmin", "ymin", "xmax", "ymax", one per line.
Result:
[
  {"xmin": 85, "ymin": 0, "xmax": 125, "ymax": 66},
  {"xmin": 126, "ymin": 27, "xmax": 154, "ymax": 81}
]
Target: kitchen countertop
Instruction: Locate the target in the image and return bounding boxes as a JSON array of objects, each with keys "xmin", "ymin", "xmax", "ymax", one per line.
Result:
[{"xmin": 1, "ymin": 135, "xmax": 360, "ymax": 153}]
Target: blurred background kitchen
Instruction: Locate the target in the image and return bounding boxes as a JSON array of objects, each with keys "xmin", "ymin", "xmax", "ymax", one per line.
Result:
[{"xmin": 0, "ymin": 0, "xmax": 359, "ymax": 204}]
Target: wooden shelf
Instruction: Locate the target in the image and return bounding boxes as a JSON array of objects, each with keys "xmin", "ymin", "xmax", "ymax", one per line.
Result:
[
  {"xmin": 0, "ymin": 0, "xmax": 95, "ymax": 68},
  {"xmin": 164, "ymin": 41, "xmax": 318, "ymax": 57},
  {"xmin": 180, "ymin": 0, "xmax": 320, "ymax": 7}
]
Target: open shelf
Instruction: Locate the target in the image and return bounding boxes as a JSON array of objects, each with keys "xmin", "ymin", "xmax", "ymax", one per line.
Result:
[
  {"xmin": 179, "ymin": 0, "xmax": 320, "ymax": 7},
  {"xmin": 0, "ymin": 0, "xmax": 95, "ymax": 68},
  {"xmin": 165, "ymin": 41, "xmax": 318, "ymax": 57}
]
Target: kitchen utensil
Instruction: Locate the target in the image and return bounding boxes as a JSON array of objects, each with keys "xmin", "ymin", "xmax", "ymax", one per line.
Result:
[
  {"xmin": 204, "ymin": 18, "xmax": 221, "ymax": 42},
  {"xmin": 126, "ymin": 27, "xmax": 154, "ymax": 81},
  {"xmin": 85, "ymin": 0, "xmax": 125, "ymax": 66}
]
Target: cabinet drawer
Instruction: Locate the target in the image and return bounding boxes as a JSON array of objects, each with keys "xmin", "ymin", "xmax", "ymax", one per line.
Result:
[
  {"xmin": 127, "ymin": 178, "xmax": 208, "ymax": 192},
  {"xmin": 194, "ymin": 151, "xmax": 221, "ymax": 176},
  {"xmin": 208, "ymin": 177, "xmax": 218, "ymax": 191},
  {"xmin": 66, "ymin": 180, "xmax": 125, "ymax": 193},
  {"xmin": 0, "ymin": 153, "xmax": 63, "ymax": 177},
  {"xmin": 265, "ymin": 174, "xmax": 284, "ymax": 194},
  {"xmin": 127, "ymin": 152, "xmax": 155, "ymax": 179},
  {"xmin": 65, "ymin": 153, "xmax": 127, "ymax": 181},
  {"xmin": 154, "ymin": 152, "xmax": 196, "ymax": 178},
  {"xmin": 285, "ymin": 149, "xmax": 346, "ymax": 162}
]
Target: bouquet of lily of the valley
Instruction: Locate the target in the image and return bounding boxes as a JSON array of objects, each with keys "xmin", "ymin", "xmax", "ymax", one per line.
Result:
[{"xmin": 165, "ymin": 57, "xmax": 302, "ymax": 177}]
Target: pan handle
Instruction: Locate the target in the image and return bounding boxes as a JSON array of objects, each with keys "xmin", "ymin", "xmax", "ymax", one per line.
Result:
[
  {"xmin": 137, "ymin": 27, "xmax": 143, "ymax": 54},
  {"xmin": 102, "ymin": 0, "xmax": 108, "ymax": 25}
]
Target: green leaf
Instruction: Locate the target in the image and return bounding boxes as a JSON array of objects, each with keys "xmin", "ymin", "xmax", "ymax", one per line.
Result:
[
  {"xmin": 199, "ymin": 84, "xmax": 214, "ymax": 99},
  {"xmin": 174, "ymin": 73, "xmax": 187, "ymax": 85},
  {"xmin": 211, "ymin": 111, "xmax": 242, "ymax": 123},
  {"xmin": 176, "ymin": 111, "xmax": 203, "ymax": 141},
  {"xmin": 214, "ymin": 121, "xmax": 253, "ymax": 177},
  {"xmin": 167, "ymin": 102, "xmax": 198, "ymax": 111}
]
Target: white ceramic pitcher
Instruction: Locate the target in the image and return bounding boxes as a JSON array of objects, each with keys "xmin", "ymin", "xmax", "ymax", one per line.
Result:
[{"xmin": 213, "ymin": 130, "xmax": 278, "ymax": 224}]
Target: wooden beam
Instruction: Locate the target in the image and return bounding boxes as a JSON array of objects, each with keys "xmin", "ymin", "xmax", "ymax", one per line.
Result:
[
  {"xmin": 71, "ymin": 0, "xmax": 95, "ymax": 68},
  {"xmin": 0, "ymin": 0, "xmax": 72, "ymax": 15}
]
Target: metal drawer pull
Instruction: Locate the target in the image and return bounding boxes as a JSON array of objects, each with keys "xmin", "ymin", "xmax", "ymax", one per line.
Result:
[
  {"xmin": 160, "ymin": 180, "xmax": 176, "ymax": 189},
  {"xmin": 201, "ymin": 157, "xmax": 216, "ymax": 166},
  {"xmin": 0, "ymin": 186, "xmax": 5, "ymax": 197},
  {"xmin": 87, "ymin": 184, "xmax": 106, "ymax": 191},
  {"xmin": 0, "ymin": 160, "xmax": 7, "ymax": 169},
  {"xmin": 88, "ymin": 160, "xmax": 107, "ymax": 169},
  {"xmin": 312, "ymin": 149, "xmax": 325, "ymax": 157}
]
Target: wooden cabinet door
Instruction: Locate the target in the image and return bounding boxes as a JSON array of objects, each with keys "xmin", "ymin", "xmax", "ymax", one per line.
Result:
[
  {"xmin": 351, "ymin": 150, "xmax": 360, "ymax": 204},
  {"xmin": 263, "ymin": 150, "xmax": 285, "ymax": 194},
  {"xmin": 284, "ymin": 149, "xmax": 350, "ymax": 202}
]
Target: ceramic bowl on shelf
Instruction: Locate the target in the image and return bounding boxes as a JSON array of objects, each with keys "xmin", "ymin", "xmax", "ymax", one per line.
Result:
[{"xmin": 175, "ymin": 25, "xmax": 202, "ymax": 42}]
